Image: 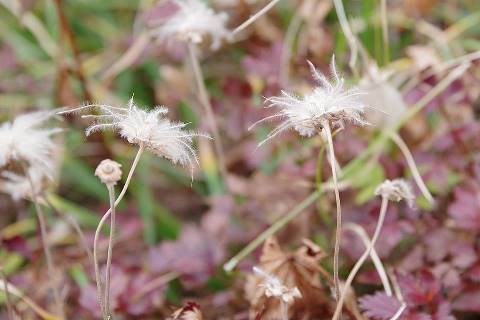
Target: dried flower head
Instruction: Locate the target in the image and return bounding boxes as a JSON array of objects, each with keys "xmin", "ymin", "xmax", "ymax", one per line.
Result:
[
  {"xmin": 375, "ymin": 179, "xmax": 415, "ymax": 206},
  {"xmin": 95, "ymin": 159, "xmax": 122, "ymax": 185},
  {"xmin": 59, "ymin": 97, "xmax": 210, "ymax": 177},
  {"xmin": 246, "ymin": 237, "xmax": 329, "ymax": 319},
  {"xmin": 0, "ymin": 111, "xmax": 61, "ymax": 177},
  {"xmin": 151, "ymin": 0, "xmax": 231, "ymax": 50},
  {"xmin": 251, "ymin": 56, "xmax": 368, "ymax": 145},
  {"xmin": 253, "ymin": 266, "xmax": 302, "ymax": 304},
  {"xmin": 0, "ymin": 166, "xmax": 47, "ymax": 201}
]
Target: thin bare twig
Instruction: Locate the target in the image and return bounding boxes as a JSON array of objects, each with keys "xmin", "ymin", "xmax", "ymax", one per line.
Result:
[
  {"xmin": 0, "ymin": 278, "xmax": 61, "ymax": 320},
  {"xmin": 187, "ymin": 42, "xmax": 228, "ymax": 183},
  {"xmin": 232, "ymin": 0, "xmax": 282, "ymax": 36},
  {"xmin": 43, "ymin": 197, "xmax": 94, "ymax": 262},
  {"xmin": 53, "ymin": 0, "xmax": 92, "ymax": 101},
  {"xmin": 24, "ymin": 167, "xmax": 65, "ymax": 319}
]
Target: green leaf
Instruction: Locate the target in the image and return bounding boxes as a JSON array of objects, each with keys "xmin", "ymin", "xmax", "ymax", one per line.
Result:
[
  {"xmin": 68, "ymin": 264, "xmax": 89, "ymax": 287},
  {"xmin": 155, "ymin": 206, "xmax": 181, "ymax": 240},
  {"xmin": 131, "ymin": 157, "xmax": 157, "ymax": 245},
  {"xmin": 46, "ymin": 194, "xmax": 99, "ymax": 228},
  {"xmin": 351, "ymin": 163, "xmax": 385, "ymax": 205},
  {"xmin": 61, "ymin": 157, "xmax": 107, "ymax": 201}
]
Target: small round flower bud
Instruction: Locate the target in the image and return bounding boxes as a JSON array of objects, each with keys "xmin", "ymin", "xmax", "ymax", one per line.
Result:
[
  {"xmin": 375, "ymin": 179, "xmax": 414, "ymax": 206},
  {"xmin": 95, "ymin": 159, "xmax": 122, "ymax": 185}
]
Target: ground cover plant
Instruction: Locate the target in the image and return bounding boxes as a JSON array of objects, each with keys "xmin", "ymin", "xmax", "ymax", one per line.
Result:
[{"xmin": 0, "ymin": 0, "xmax": 480, "ymax": 319}]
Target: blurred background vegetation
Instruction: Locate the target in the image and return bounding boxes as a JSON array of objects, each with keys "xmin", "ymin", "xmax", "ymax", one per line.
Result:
[{"xmin": 1, "ymin": 0, "xmax": 480, "ymax": 318}]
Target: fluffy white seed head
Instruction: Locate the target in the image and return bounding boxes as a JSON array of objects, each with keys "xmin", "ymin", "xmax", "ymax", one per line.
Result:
[
  {"xmin": 253, "ymin": 266, "xmax": 302, "ymax": 304},
  {"xmin": 0, "ymin": 111, "xmax": 61, "ymax": 178},
  {"xmin": 151, "ymin": 0, "xmax": 231, "ymax": 50},
  {"xmin": 95, "ymin": 159, "xmax": 122, "ymax": 186},
  {"xmin": 59, "ymin": 97, "xmax": 210, "ymax": 178},
  {"xmin": 251, "ymin": 56, "xmax": 368, "ymax": 145},
  {"xmin": 375, "ymin": 179, "xmax": 415, "ymax": 206},
  {"xmin": 0, "ymin": 166, "xmax": 49, "ymax": 201}
]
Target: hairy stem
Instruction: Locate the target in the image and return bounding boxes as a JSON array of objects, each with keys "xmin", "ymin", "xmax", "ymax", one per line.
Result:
[
  {"xmin": 389, "ymin": 131, "xmax": 435, "ymax": 206},
  {"xmin": 103, "ymin": 185, "xmax": 116, "ymax": 320},
  {"xmin": 93, "ymin": 145, "xmax": 144, "ymax": 319},
  {"xmin": 323, "ymin": 121, "xmax": 342, "ymax": 306},
  {"xmin": 24, "ymin": 168, "xmax": 65, "ymax": 319},
  {"xmin": 232, "ymin": 0, "xmax": 282, "ymax": 36},
  {"xmin": 344, "ymin": 223, "xmax": 392, "ymax": 296},
  {"xmin": 332, "ymin": 196, "xmax": 389, "ymax": 320},
  {"xmin": 187, "ymin": 42, "xmax": 228, "ymax": 184}
]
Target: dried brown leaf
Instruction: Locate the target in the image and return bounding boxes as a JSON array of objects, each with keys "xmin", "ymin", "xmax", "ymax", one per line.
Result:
[{"xmin": 245, "ymin": 237, "xmax": 330, "ymax": 319}]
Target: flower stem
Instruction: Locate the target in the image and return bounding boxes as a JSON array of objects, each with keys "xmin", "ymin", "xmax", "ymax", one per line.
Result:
[
  {"xmin": 344, "ymin": 223, "xmax": 392, "ymax": 296},
  {"xmin": 93, "ymin": 145, "xmax": 144, "ymax": 319},
  {"xmin": 388, "ymin": 131, "xmax": 435, "ymax": 206},
  {"xmin": 187, "ymin": 42, "xmax": 228, "ymax": 185},
  {"xmin": 332, "ymin": 196, "xmax": 389, "ymax": 320},
  {"xmin": 232, "ymin": 0, "xmax": 282, "ymax": 36},
  {"xmin": 323, "ymin": 121, "xmax": 342, "ymax": 307},
  {"xmin": 103, "ymin": 184, "xmax": 116, "ymax": 319},
  {"xmin": 24, "ymin": 167, "xmax": 65, "ymax": 319}
]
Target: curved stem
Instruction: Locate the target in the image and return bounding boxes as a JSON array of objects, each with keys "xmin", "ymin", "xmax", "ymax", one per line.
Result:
[
  {"xmin": 389, "ymin": 131, "xmax": 435, "ymax": 206},
  {"xmin": 187, "ymin": 42, "xmax": 228, "ymax": 184},
  {"xmin": 344, "ymin": 223, "xmax": 392, "ymax": 296},
  {"xmin": 391, "ymin": 303, "xmax": 407, "ymax": 320},
  {"xmin": 232, "ymin": 0, "xmax": 282, "ymax": 36},
  {"xmin": 93, "ymin": 145, "xmax": 144, "ymax": 319},
  {"xmin": 323, "ymin": 121, "xmax": 342, "ymax": 305},
  {"xmin": 332, "ymin": 196, "xmax": 390, "ymax": 320},
  {"xmin": 24, "ymin": 167, "xmax": 64, "ymax": 319},
  {"xmin": 103, "ymin": 185, "xmax": 116, "ymax": 319}
]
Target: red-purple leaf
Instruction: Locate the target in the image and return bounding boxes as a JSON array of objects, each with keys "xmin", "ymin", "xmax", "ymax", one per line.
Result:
[{"xmin": 358, "ymin": 291, "xmax": 402, "ymax": 320}]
